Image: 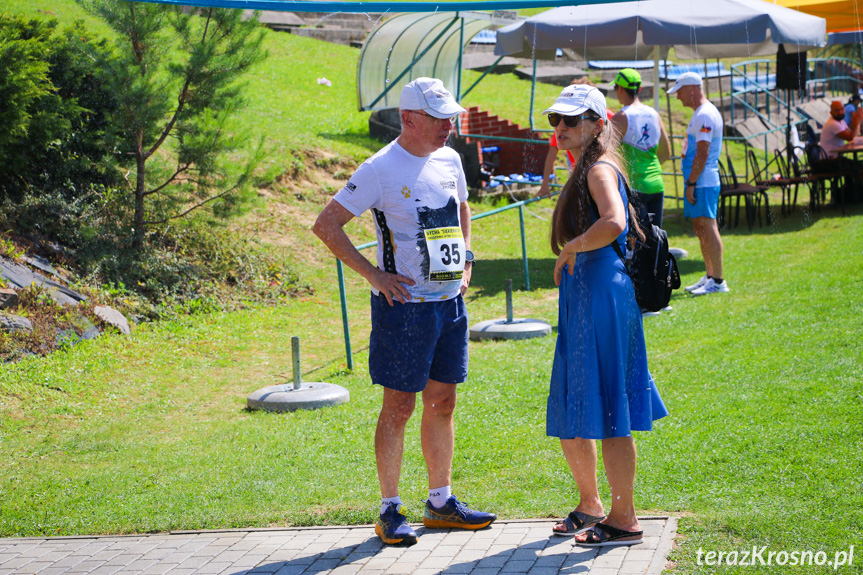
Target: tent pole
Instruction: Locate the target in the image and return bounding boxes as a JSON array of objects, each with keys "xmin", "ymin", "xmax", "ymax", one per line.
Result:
[
  {"xmin": 665, "ymin": 72, "xmax": 680, "ymax": 207},
  {"xmin": 457, "ymin": 14, "xmax": 464, "ymax": 101},
  {"xmin": 717, "ymin": 58, "xmax": 725, "ymax": 124},
  {"xmin": 653, "ymin": 46, "xmax": 660, "ymax": 111},
  {"xmin": 529, "ymin": 57, "xmax": 538, "ymax": 131}
]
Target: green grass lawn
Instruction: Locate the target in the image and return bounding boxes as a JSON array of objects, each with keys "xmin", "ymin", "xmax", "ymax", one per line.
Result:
[
  {"xmin": 3, "ymin": 2, "xmax": 863, "ymax": 574},
  {"xmin": 3, "ymin": 199, "xmax": 862, "ymax": 574}
]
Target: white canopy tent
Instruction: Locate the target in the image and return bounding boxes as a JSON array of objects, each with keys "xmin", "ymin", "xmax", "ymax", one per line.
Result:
[
  {"xmin": 495, "ymin": 0, "xmax": 827, "ymax": 59},
  {"xmin": 494, "ymin": 0, "xmax": 827, "ymax": 110}
]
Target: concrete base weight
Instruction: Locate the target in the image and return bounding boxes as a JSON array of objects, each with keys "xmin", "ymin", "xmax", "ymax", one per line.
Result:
[
  {"xmin": 669, "ymin": 247, "xmax": 688, "ymax": 259},
  {"xmin": 470, "ymin": 318, "xmax": 552, "ymax": 341},
  {"xmin": 247, "ymin": 383, "xmax": 349, "ymax": 412}
]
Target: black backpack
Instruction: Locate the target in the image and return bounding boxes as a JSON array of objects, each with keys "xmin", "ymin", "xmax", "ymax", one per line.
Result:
[{"xmin": 590, "ymin": 162, "xmax": 681, "ymax": 312}]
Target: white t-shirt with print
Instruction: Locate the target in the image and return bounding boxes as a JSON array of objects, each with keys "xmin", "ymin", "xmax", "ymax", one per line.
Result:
[
  {"xmin": 620, "ymin": 103, "xmax": 661, "ymax": 151},
  {"xmin": 682, "ymin": 101, "xmax": 724, "ymax": 188},
  {"xmin": 334, "ymin": 140, "xmax": 469, "ymax": 303}
]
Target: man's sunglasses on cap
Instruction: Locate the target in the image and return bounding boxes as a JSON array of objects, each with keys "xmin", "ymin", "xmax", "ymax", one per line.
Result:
[{"xmin": 548, "ymin": 112, "xmax": 600, "ymax": 128}]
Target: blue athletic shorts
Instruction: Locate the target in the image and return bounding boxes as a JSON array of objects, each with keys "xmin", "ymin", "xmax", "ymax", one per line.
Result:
[
  {"xmin": 369, "ymin": 293, "xmax": 469, "ymax": 393},
  {"xmin": 683, "ymin": 185, "xmax": 720, "ymax": 219}
]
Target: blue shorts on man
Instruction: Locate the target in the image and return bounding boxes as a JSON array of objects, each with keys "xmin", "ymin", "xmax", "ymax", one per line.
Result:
[
  {"xmin": 683, "ymin": 185, "xmax": 720, "ymax": 219},
  {"xmin": 369, "ymin": 293, "xmax": 469, "ymax": 393}
]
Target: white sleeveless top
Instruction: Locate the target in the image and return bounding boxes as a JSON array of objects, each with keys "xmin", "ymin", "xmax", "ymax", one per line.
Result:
[{"xmin": 620, "ymin": 103, "xmax": 661, "ymax": 152}]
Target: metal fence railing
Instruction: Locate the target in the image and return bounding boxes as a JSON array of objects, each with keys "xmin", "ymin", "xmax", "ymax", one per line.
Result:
[{"xmin": 334, "ymin": 186, "xmax": 561, "ymax": 369}]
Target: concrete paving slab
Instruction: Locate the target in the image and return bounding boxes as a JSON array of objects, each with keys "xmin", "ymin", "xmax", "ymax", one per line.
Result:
[{"xmin": 0, "ymin": 518, "xmax": 676, "ymax": 575}]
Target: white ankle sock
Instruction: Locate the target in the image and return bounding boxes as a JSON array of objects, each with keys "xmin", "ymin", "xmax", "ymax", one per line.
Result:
[
  {"xmin": 428, "ymin": 486, "xmax": 451, "ymax": 509},
  {"xmin": 381, "ymin": 496, "xmax": 402, "ymax": 515}
]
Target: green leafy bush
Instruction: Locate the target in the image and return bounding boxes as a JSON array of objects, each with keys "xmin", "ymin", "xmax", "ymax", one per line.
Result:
[{"xmin": 0, "ymin": 14, "xmax": 117, "ymax": 204}]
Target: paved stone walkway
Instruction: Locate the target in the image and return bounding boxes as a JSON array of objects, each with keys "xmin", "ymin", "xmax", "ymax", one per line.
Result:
[{"xmin": 0, "ymin": 517, "xmax": 676, "ymax": 575}]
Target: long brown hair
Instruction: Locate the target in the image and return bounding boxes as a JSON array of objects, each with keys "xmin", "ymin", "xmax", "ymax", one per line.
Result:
[{"xmin": 550, "ymin": 123, "xmax": 644, "ymax": 255}]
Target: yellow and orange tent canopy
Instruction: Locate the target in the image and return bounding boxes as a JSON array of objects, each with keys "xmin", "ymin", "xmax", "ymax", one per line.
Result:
[{"xmin": 769, "ymin": 1, "xmax": 863, "ymax": 33}]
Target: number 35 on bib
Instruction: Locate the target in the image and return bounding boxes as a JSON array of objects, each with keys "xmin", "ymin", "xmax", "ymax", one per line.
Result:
[{"xmin": 424, "ymin": 226, "xmax": 466, "ymax": 282}]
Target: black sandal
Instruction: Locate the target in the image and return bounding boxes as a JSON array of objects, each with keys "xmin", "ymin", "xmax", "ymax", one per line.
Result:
[
  {"xmin": 551, "ymin": 510, "xmax": 606, "ymax": 536},
  {"xmin": 575, "ymin": 522, "xmax": 643, "ymax": 547}
]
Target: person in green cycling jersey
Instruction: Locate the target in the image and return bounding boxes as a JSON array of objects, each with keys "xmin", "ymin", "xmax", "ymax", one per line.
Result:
[{"xmin": 610, "ymin": 68, "xmax": 671, "ymax": 226}]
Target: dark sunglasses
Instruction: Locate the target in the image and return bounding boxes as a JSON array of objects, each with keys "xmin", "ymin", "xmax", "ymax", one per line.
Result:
[{"xmin": 548, "ymin": 112, "xmax": 600, "ymax": 128}]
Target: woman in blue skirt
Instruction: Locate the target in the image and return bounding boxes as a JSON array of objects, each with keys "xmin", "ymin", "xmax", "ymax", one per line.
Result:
[{"xmin": 542, "ymin": 85, "xmax": 668, "ymax": 547}]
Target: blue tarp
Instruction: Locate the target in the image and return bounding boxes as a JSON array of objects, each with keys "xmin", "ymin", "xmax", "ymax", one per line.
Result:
[
  {"xmin": 130, "ymin": 0, "xmax": 625, "ymax": 13},
  {"xmin": 659, "ymin": 62, "xmax": 730, "ymax": 80},
  {"xmin": 471, "ymin": 30, "xmax": 497, "ymax": 45},
  {"xmin": 732, "ymin": 73, "xmax": 776, "ymax": 92},
  {"xmin": 588, "ymin": 60, "xmax": 672, "ymax": 70},
  {"xmin": 828, "ymin": 31, "xmax": 863, "ymax": 46}
]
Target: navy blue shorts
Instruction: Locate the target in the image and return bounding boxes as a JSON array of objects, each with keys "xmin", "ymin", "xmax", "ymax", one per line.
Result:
[{"xmin": 369, "ymin": 293, "xmax": 469, "ymax": 393}]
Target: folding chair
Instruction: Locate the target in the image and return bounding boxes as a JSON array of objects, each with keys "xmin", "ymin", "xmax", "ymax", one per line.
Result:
[
  {"xmin": 806, "ymin": 145, "xmax": 848, "ymax": 213},
  {"xmin": 726, "ymin": 155, "xmax": 772, "ymax": 226},
  {"xmin": 748, "ymin": 149, "xmax": 806, "ymax": 215},
  {"xmin": 718, "ymin": 160, "xmax": 756, "ymax": 230}
]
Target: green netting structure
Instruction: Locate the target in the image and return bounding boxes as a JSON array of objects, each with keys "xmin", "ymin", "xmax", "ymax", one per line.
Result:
[{"xmin": 357, "ymin": 11, "xmax": 493, "ymax": 112}]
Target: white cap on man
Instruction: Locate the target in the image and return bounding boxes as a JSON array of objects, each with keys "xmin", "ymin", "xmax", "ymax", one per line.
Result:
[
  {"xmin": 399, "ymin": 77, "xmax": 466, "ymax": 119},
  {"xmin": 667, "ymin": 71, "xmax": 703, "ymax": 94},
  {"xmin": 541, "ymin": 85, "xmax": 607, "ymax": 120}
]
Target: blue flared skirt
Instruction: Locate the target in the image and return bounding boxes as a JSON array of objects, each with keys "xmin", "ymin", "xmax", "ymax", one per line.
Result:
[{"xmin": 546, "ymin": 247, "xmax": 668, "ymax": 440}]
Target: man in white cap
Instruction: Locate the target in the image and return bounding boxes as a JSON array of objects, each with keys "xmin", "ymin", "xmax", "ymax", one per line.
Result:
[
  {"xmin": 313, "ymin": 77, "xmax": 495, "ymax": 546},
  {"xmin": 668, "ymin": 71, "xmax": 729, "ymax": 296}
]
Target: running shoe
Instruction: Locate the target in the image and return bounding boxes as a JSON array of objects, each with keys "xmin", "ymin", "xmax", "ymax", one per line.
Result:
[
  {"xmin": 375, "ymin": 503, "xmax": 417, "ymax": 546},
  {"xmin": 691, "ymin": 278, "xmax": 730, "ymax": 296},
  {"xmin": 684, "ymin": 275, "xmax": 710, "ymax": 292},
  {"xmin": 423, "ymin": 496, "xmax": 497, "ymax": 530}
]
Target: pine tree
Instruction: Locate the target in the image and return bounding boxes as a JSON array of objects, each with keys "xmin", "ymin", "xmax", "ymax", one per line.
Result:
[{"xmin": 79, "ymin": 1, "xmax": 267, "ymax": 250}]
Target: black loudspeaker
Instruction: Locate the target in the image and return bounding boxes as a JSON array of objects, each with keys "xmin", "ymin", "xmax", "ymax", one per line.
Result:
[{"xmin": 776, "ymin": 45, "xmax": 808, "ymax": 91}]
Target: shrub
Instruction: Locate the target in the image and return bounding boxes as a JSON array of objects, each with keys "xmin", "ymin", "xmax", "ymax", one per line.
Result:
[{"xmin": 0, "ymin": 14, "xmax": 117, "ymax": 204}]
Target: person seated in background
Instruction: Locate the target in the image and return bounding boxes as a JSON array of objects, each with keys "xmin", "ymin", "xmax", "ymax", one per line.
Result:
[
  {"xmin": 820, "ymin": 100, "xmax": 863, "ymax": 159},
  {"xmin": 844, "ymin": 93, "xmax": 861, "ymax": 129}
]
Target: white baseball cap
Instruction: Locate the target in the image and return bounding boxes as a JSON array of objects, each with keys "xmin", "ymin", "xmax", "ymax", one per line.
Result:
[
  {"xmin": 541, "ymin": 85, "xmax": 607, "ymax": 120},
  {"xmin": 667, "ymin": 71, "xmax": 703, "ymax": 94},
  {"xmin": 399, "ymin": 77, "xmax": 466, "ymax": 119}
]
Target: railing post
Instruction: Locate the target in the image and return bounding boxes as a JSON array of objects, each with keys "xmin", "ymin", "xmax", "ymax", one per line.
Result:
[
  {"xmin": 519, "ymin": 204, "xmax": 530, "ymax": 291},
  {"xmin": 505, "ymin": 279, "xmax": 514, "ymax": 323},
  {"xmin": 337, "ymin": 259, "xmax": 354, "ymax": 371},
  {"xmin": 292, "ymin": 336, "xmax": 302, "ymax": 390}
]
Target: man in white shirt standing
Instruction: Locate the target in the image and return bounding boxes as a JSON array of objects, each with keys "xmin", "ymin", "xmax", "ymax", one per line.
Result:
[
  {"xmin": 667, "ymin": 72, "xmax": 728, "ymax": 296},
  {"xmin": 313, "ymin": 78, "xmax": 495, "ymax": 547}
]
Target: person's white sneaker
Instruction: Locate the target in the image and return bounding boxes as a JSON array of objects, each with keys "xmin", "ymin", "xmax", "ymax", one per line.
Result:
[
  {"xmin": 641, "ymin": 309, "xmax": 661, "ymax": 317},
  {"xmin": 684, "ymin": 276, "xmax": 709, "ymax": 292},
  {"xmin": 691, "ymin": 278, "xmax": 730, "ymax": 296}
]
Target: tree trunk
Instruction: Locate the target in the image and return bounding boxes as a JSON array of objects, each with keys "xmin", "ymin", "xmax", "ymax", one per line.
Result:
[{"xmin": 133, "ymin": 129, "xmax": 146, "ymax": 252}]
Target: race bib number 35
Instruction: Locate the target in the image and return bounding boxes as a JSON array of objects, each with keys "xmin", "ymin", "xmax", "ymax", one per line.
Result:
[{"xmin": 424, "ymin": 226, "xmax": 466, "ymax": 282}]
